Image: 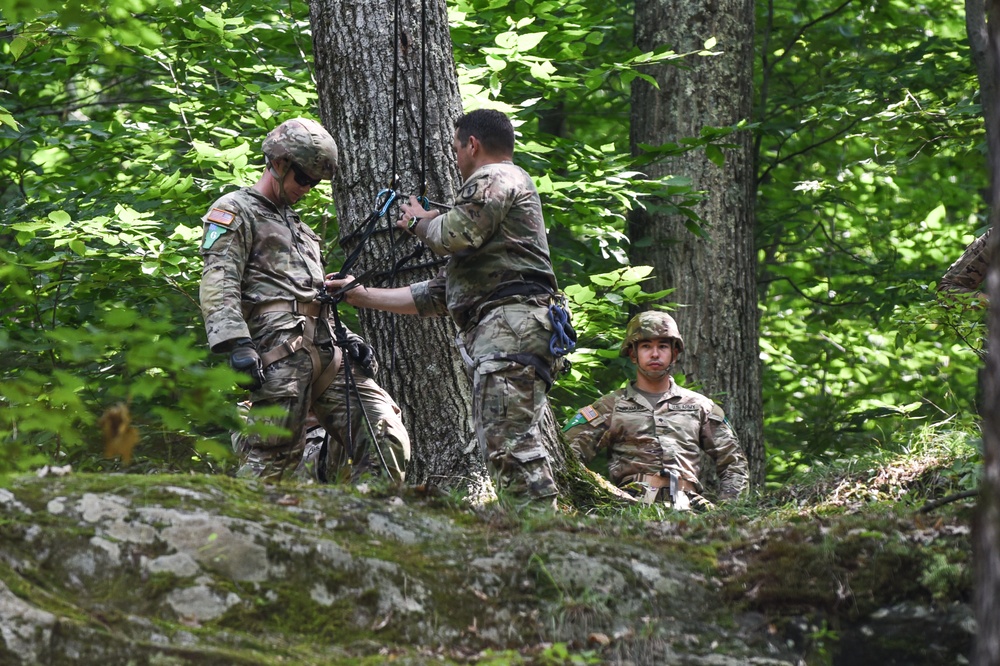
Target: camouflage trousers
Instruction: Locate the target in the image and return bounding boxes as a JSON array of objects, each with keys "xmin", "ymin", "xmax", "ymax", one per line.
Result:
[
  {"xmin": 235, "ymin": 330, "xmax": 409, "ymax": 484},
  {"xmin": 462, "ymin": 296, "xmax": 558, "ymax": 500}
]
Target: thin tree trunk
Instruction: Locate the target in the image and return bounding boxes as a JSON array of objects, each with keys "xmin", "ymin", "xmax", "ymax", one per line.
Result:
[
  {"xmin": 629, "ymin": 0, "xmax": 764, "ymax": 486},
  {"xmin": 974, "ymin": 2, "xmax": 1000, "ymax": 663}
]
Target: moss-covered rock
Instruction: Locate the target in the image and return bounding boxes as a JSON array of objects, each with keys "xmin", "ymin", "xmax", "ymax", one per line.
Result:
[{"xmin": 0, "ymin": 470, "xmax": 976, "ymax": 665}]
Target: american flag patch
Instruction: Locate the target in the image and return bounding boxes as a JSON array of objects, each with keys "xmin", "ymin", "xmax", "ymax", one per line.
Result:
[
  {"xmin": 206, "ymin": 208, "xmax": 236, "ymax": 226},
  {"xmin": 581, "ymin": 405, "xmax": 600, "ymax": 422}
]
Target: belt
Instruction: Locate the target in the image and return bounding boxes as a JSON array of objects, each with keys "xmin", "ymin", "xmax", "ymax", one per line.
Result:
[
  {"xmin": 624, "ymin": 472, "xmax": 696, "ymax": 509},
  {"xmin": 252, "ymin": 300, "xmax": 324, "ymax": 318},
  {"xmin": 484, "ymin": 281, "xmax": 552, "ymax": 302},
  {"xmin": 467, "ymin": 281, "xmax": 552, "ymax": 328}
]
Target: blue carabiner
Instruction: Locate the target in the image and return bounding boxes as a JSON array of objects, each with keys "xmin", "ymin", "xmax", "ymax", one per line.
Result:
[{"xmin": 374, "ymin": 188, "xmax": 398, "ymax": 218}]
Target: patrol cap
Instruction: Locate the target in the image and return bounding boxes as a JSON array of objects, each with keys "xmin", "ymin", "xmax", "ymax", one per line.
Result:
[
  {"xmin": 619, "ymin": 311, "xmax": 685, "ymax": 357},
  {"xmin": 261, "ymin": 118, "xmax": 338, "ymax": 181}
]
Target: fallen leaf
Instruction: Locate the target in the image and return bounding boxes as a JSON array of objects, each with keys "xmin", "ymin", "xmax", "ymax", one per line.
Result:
[{"xmin": 99, "ymin": 403, "xmax": 139, "ymax": 464}]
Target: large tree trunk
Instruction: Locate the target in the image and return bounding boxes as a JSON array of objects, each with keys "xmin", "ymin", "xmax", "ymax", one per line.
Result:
[
  {"xmin": 308, "ymin": 0, "xmax": 581, "ymax": 499},
  {"xmin": 309, "ymin": 0, "xmax": 481, "ymax": 489},
  {"xmin": 974, "ymin": 2, "xmax": 1000, "ymax": 663},
  {"xmin": 628, "ymin": 0, "xmax": 764, "ymax": 486}
]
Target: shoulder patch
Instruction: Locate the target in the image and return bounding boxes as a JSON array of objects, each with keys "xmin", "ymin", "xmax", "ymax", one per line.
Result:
[
  {"xmin": 459, "ymin": 181, "xmax": 479, "ymax": 200},
  {"xmin": 202, "ymin": 223, "xmax": 231, "ymax": 250},
  {"xmin": 562, "ymin": 405, "xmax": 600, "ymax": 432},
  {"xmin": 562, "ymin": 413, "xmax": 586, "ymax": 431},
  {"xmin": 206, "ymin": 207, "xmax": 236, "ymax": 226}
]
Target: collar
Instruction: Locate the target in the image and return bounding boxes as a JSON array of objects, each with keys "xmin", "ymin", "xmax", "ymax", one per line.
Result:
[
  {"xmin": 623, "ymin": 380, "xmax": 679, "ymax": 406},
  {"xmin": 245, "ymin": 186, "xmax": 290, "ymax": 216}
]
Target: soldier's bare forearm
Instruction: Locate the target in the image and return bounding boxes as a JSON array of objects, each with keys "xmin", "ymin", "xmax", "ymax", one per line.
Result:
[{"xmin": 344, "ymin": 284, "xmax": 419, "ymax": 315}]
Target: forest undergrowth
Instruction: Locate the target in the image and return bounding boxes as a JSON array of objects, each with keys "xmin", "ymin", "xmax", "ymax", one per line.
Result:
[{"xmin": 679, "ymin": 419, "xmax": 978, "ymax": 658}]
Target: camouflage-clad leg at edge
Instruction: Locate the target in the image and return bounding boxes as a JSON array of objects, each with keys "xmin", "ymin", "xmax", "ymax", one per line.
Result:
[{"xmin": 469, "ymin": 295, "xmax": 559, "ymax": 503}]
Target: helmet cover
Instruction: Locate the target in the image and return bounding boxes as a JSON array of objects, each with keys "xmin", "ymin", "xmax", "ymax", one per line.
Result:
[
  {"xmin": 619, "ymin": 311, "xmax": 685, "ymax": 357},
  {"xmin": 261, "ymin": 118, "xmax": 338, "ymax": 181}
]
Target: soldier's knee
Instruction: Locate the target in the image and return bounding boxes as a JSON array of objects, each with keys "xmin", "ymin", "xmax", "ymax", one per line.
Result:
[{"xmin": 491, "ymin": 450, "xmax": 557, "ymax": 500}]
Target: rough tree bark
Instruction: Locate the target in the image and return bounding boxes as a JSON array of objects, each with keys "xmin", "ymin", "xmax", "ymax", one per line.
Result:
[
  {"xmin": 307, "ymin": 0, "xmax": 580, "ymax": 499},
  {"xmin": 628, "ymin": 0, "xmax": 764, "ymax": 487},
  {"xmin": 973, "ymin": 2, "xmax": 1000, "ymax": 663}
]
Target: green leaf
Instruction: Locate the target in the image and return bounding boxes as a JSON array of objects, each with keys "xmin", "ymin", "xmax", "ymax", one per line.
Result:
[
  {"xmin": 923, "ymin": 204, "xmax": 946, "ymax": 227},
  {"xmin": 705, "ymin": 144, "xmax": 725, "ymax": 167},
  {"xmin": 529, "ymin": 60, "xmax": 556, "ymax": 80},
  {"xmin": 10, "ymin": 35, "xmax": 30, "ymax": 61},
  {"xmin": 287, "ymin": 87, "xmax": 312, "ymax": 105},
  {"xmin": 516, "ymin": 32, "xmax": 547, "ymax": 52},
  {"xmin": 486, "ymin": 54, "xmax": 507, "ymax": 71},
  {"xmin": 48, "ymin": 210, "xmax": 72, "ymax": 226}
]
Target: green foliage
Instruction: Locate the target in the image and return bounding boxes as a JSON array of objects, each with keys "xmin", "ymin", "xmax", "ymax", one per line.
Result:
[
  {"xmin": 474, "ymin": 643, "xmax": 601, "ymax": 666},
  {"xmin": 755, "ymin": 0, "xmax": 984, "ymax": 478},
  {"xmin": 0, "ymin": 0, "xmax": 322, "ymax": 473},
  {"xmin": 0, "ymin": 0, "xmax": 988, "ymax": 483},
  {"xmin": 920, "ymin": 550, "xmax": 970, "ymax": 603},
  {"xmin": 457, "ymin": 0, "xmax": 986, "ymax": 486}
]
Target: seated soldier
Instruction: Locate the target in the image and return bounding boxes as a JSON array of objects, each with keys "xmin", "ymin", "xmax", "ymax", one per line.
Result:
[{"xmin": 563, "ymin": 311, "xmax": 748, "ymax": 509}]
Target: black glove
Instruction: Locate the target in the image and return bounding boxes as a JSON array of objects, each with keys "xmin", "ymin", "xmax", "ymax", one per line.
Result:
[
  {"xmin": 346, "ymin": 339, "xmax": 376, "ymax": 377},
  {"xmin": 229, "ymin": 341, "xmax": 265, "ymax": 391}
]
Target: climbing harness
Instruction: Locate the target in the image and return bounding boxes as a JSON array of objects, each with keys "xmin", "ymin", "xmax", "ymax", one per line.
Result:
[{"xmin": 451, "ymin": 282, "xmax": 577, "ymax": 393}]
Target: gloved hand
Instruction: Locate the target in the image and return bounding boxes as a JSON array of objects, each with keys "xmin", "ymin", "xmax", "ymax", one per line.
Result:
[
  {"xmin": 346, "ymin": 339, "xmax": 377, "ymax": 378},
  {"xmin": 229, "ymin": 340, "xmax": 265, "ymax": 391}
]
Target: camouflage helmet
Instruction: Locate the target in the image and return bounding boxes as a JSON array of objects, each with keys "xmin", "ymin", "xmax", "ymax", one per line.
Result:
[
  {"xmin": 619, "ymin": 311, "xmax": 685, "ymax": 357},
  {"xmin": 261, "ymin": 118, "xmax": 338, "ymax": 181}
]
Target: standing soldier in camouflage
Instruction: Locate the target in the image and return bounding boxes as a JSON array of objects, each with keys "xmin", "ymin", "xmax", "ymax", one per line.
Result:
[
  {"xmin": 199, "ymin": 117, "xmax": 410, "ymax": 484},
  {"xmin": 564, "ymin": 311, "xmax": 748, "ymax": 509},
  {"xmin": 326, "ymin": 109, "xmax": 565, "ymax": 507}
]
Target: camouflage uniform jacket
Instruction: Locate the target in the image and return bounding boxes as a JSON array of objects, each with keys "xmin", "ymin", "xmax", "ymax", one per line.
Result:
[
  {"xmin": 564, "ymin": 381, "xmax": 749, "ymax": 496},
  {"xmin": 409, "ymin": 161, "xmax": 558, "ymax": 330},
  {"xmin": 199, "ymin": 187, "xmax": 337, "ymax": 352},
  {"xmin": 939, "ymin": 228, "xmax": 990, "ymax": 295}
]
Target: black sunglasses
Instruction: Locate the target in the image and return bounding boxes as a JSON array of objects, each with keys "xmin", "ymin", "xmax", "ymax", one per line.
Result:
[{"xmin": 290, "ymin": 163, "xmax": 322, "ymax": 188}]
